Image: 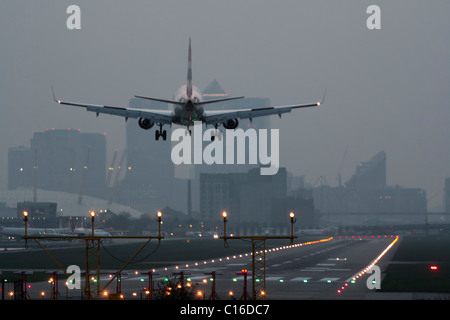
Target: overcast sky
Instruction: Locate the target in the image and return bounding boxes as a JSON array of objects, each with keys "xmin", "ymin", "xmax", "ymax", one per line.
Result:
[{"xmin": 0, "ymin": 1, "xmax": 449, "ymax": 210}]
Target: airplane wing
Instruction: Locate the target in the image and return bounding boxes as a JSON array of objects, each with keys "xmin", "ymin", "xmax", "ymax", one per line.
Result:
[
  {"xmin": 202, "ymin": 90, "xmax": 326, "ymax": 125},
  {"xmin": 52, "ymin": 87, "xmax": 174, "ymax": 125}
]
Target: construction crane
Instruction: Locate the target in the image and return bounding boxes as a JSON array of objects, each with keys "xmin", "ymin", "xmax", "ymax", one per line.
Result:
[
  {"xmin": 105, "ymin": 148, "xmax": 118, "ymax": 200},
  {"xmin": 106, "ymin": 148, "xmax": 118, "ymax": 189},
  {"xmin": 78, "ymin": 146, "xmax": 91, "ymax": 205},
  {"xmin": 337, "ymin": 145, "xmax": 348, "ymax": 187},
  {"xmin": 109, "ymin": 148, "xmax": 126, "ymax": 204}
]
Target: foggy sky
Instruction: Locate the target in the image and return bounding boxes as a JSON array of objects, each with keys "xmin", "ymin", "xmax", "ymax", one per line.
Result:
[{"xmin": 0, "ymin": 1, "xmax": 449, "ymax": 210}]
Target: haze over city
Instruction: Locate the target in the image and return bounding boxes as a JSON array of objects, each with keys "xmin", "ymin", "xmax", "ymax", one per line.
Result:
[{"xmin": 0, "ymin": 0, "xmax": 449, "ymax": 211}]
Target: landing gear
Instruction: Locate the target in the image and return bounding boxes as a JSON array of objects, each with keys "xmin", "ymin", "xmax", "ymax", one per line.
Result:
[
  {"xmin": 210, "ymin": 124, "xmax": 222, "ymax": 141},
  {"xmin": 155, "ymin": 123, "xmax": 167, "ymax": 141}
]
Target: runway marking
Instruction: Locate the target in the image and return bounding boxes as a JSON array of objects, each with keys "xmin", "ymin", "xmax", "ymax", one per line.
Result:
[
  {"xmin": 300, "ymin": 268, "xmax": 326, "ymax": 272},
  {"xmin": 271, "ymin": 264, "xmax": 281, "ymax": 268},
  {"xmin": 266, "ymin": 276, "xmax": 283, "ymax": 281},
  {"xmin": 291, "ymin": 277, "xmax": 311, "ymax": 282},
  {"xmin": 331, "ymin": 268, "xmax": 352, "ymax": 271},
  {"xmin": 316, "ymin": 263, "xmax": 336, "ymax": 266},
  {"xmin": 319, "ymin": 277, "xmax": 340, "ymax": 282}
]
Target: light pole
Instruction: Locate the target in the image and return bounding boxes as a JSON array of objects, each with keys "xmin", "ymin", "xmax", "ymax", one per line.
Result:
[
  {"xmin": 157, "ymin": 211, "xmax": 162, "ymax": 241},
  {"xmin": 90, "ymin": 211, "xmax": 96, "ymax": 236},
  {"xmin": 222, "ymin": 211, "xmax": 228, "ymax": 239},
  {"xmin": 23, "ymin": 211, "xmax": 28, "ymax": 248},
  {"xmin": 290, "ymin": 212, "xmax": 296, "ymax": 245}
]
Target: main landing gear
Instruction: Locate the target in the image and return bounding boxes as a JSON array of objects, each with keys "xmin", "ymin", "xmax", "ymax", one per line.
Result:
[{"xmin": 155, "ymin": 123, "xmax": 167, "ymax": 141}]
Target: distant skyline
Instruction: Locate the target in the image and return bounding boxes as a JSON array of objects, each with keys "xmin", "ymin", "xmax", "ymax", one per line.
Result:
[{"xmin": 0, "ymin": 1, "xmax": 449, "ymax": 210}]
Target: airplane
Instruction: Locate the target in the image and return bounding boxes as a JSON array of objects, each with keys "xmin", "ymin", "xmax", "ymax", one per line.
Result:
[
  {"xmin": 52, "ymin": 38, "xmax": 325, "ymax": 141},
  {"xmin": 0, "ymin": 218, "xmax": 111, "ymax": 240}
]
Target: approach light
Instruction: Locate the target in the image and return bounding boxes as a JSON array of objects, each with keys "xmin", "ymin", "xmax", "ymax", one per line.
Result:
[
  {"xmin": 90, "ymin": 211, "xmax": 96, "ymax": 217},
  {"xmin": 289, "ymin": 212, "xmax": 295, "ymax": 218},
  {"xmin": 23, "ymin": 211, "xmax": 28, "ymax": 217},
  {"xmin": 222, "ymin": 211, "xmax": 227, "ymax": 218},
  {"xmin": 157, "ymin": 211, "xmax": 162, "ymax": 218}
]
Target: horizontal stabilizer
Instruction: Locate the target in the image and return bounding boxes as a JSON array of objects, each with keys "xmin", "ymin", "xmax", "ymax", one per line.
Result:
[
  {"xmin": 196, "ymin": 96, "xmax": 245, "ymax": 105},
  {"xmin": 134, "ymin": 95, "xmax": 185, "ymax": 105}
]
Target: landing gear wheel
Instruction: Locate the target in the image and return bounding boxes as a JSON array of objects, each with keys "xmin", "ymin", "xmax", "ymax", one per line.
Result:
[{"xmin": 155, "ymin": 123, "xmax": 166, "ymax": 141}]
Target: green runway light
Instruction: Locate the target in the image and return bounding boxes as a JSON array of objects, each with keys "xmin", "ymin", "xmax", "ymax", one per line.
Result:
[
  {"xmin": 303, "ymin": 279, "xmax": 308, "ymax": 283},
  {"xmin": 327, "ymin": 280, "xmax": 332, "ymax": 283}
]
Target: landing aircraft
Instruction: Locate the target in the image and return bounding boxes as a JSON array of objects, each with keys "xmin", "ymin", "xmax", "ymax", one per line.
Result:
[{"xmin": 53, "ymin": 38, "xmax": 325, "ymax": 141}]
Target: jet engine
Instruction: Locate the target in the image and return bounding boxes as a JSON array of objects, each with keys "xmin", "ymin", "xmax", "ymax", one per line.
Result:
[
  {"xmin": 223, "ymin": 118, "xmax": 239, "ymax": 130},
  {"xmin": 138, "ymin": 118, "xmax": 154, "ymax": 130}
]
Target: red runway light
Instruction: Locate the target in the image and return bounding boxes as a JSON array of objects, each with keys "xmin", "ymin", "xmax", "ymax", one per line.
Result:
[{"xmin": 430, "ymin": 265, "xmax": 438, "ymax": 271}]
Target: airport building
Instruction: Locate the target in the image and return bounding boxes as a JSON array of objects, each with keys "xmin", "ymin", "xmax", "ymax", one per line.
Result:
[{"xmin": 16, "ymin": 201, "xmax": 57, "ymax": 219}]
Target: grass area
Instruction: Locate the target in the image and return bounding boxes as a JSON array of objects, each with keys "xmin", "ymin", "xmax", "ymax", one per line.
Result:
[{"xmin": 381, "ymin": 235, "xmax": 450, "ymax": 293}]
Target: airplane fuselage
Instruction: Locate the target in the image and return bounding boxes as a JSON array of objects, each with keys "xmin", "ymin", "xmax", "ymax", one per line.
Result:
[{"xmin": 173, "ymin": 85, "xmax": 204, "ymax": 126}]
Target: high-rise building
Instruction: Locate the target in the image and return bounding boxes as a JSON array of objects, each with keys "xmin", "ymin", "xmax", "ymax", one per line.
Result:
[
  {"xmin": 199, "ymin": 167, "xmax": 287, "ymax": 228},
  {"xmin": 313, "ymin": 151, "xmax": 427, "ymax": 214},
  {"xmin": 346, "ymin": 151, "xmax": 386, "ymax": 190},
  {"xmin": 445, "ymin": 178, "xmax": 450, "ymax": 213}
]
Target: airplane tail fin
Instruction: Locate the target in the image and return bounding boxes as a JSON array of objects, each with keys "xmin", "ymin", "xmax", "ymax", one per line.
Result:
[{"xmin": 187, "ymin": 38, "xmax": 193, "ymax": 98}]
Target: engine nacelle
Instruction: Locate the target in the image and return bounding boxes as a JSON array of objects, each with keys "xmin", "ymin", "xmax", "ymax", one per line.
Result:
[
  {"xmin": 223, "ymin": 118, "xmax": 239, "ymax": 130},
  {"xmin": 138, "ymin": 118, "xmax": 154, "ymax": 130}
]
